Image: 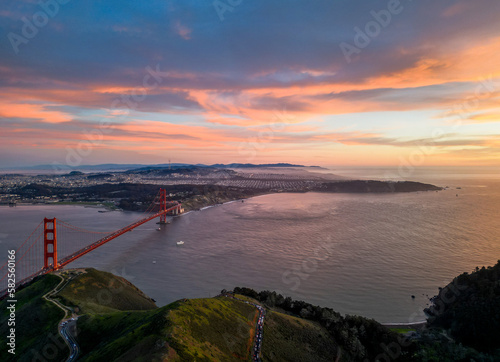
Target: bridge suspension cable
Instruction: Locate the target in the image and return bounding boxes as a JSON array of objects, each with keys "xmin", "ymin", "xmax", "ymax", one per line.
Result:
[
  {"xmin": 0, "ymin": 221, "xmax": 44, "ymax": 289},
  {"xmin": 0, "ymin": 188, "xmax": 182, "ymax": 298}
]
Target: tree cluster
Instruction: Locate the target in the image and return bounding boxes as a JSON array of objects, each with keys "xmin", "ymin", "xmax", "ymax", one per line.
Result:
[
  {"xmin": 232, "ymin": 287, "xmax": 415, "ymax": 361},
  {"xmin": 425, "ymin": 260, "xmax": 500, "ymax": 353}
]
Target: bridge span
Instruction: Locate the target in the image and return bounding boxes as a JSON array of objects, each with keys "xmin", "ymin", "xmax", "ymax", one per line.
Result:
[{"xmin": 0, "ymin": 188, "xmax": 182, "ymax": 297}]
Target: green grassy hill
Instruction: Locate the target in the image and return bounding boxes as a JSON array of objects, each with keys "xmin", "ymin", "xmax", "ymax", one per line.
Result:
[
  {"xmin": 166, "ymin": 297, "xmax": 258, "ymax": 360},
  {"xmin": 0, "ymin": 274, "xmax": 69, "ymax": 362},
  {"xmin": 2, "ymin": 269, "xmax": 265, "ymax": 361},
  {"xmin": 262, "ymin": 310, "xmax": 340, "ymax": 361},
  {"xmin": 55, "ymin": 268, "xmax": 157, "ymax": 314},
  {"xmin": 8, "ymin": 264, "xmax": 500, "ymax": 361},
  {"xmin": 76, "ymin": 308, "xmax": 169, "ymax": 361},
  {"xmin": 0, "ymin": 269, "xmax": 392, "ymax": 361},
  {"xmin": 77, "ymin": 297, "xmax": 259, "ymax": 361}
]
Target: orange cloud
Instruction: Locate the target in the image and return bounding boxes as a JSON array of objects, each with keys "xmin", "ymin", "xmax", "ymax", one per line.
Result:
[
  {"xmin": 1, "ymin": 29, "xmax": 500, "ymax": 166},
  {"xmin": 367, "ymin": 37, "xmax": 500, "ymax": 90},
  {"xmin": 0, "ymin": 101, "xmax": 72, "ymax": 123},
  {"xmin": 467, "ymin": 112, "xmax": 500, "ymax": 123}
]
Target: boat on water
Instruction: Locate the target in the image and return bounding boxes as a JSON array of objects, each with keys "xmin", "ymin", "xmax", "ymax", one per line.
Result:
[
  {"xmin": 152, "ymin": 260, "xmax": 156, "ymax": 264},
  {"xmin": 176, "ymin": 241, "xmax": 184, "ymax": 245}
]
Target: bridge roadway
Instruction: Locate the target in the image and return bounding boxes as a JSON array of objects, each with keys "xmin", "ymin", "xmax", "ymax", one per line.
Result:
[
  {"xmin": 57, "ymin": 204, "xmax": 180, "ymax": 268},
  {"xmin": 0, "ymin": 202, "xmax": 181, "ymax": 298}
]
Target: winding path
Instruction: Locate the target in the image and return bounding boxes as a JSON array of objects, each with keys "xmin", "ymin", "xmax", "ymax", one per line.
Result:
[
  {"xmin": 381, "ymin": 321, "xmax": 427, "ymax": 330},
  {"xmin": 42, "ymin": 273, "xmax": 80, "ymax": 362}
]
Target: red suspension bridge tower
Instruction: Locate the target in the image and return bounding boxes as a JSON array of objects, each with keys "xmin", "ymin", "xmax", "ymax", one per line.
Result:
[
  {"xmin": 159, "ymin": 188, "xmax": 168, "ymax": 224},
  {"xmin": 0, "ymin": 188, "xmax": 182, "ymax": 297},
  {"xmin": 44, "ymin": 218, "xmax": 58, "ymax": 270},
  {"xmin": 0, "ymin": 189, "xmax": 183, "ymax": 299}
]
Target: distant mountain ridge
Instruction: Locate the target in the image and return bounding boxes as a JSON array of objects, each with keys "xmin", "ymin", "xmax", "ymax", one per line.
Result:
[
  {"xmin": 2, "ymin": 162, "xmax": 323, "ymax": 173},
  {"xmin": 209, "ymin": 163, "xmax": 309, "ymax": 168}
]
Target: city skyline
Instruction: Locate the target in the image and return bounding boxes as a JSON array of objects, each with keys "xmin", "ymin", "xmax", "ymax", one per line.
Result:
[{"xmin": 1, "ymin": 0, "xmax": 500, "ymax": 167}]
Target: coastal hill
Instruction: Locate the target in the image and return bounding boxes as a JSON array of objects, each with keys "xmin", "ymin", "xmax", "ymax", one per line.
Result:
[
  {"xmin": 1, "ymin": 268, "xmax": 397, "ymax": 361},
  {"xmin": 3, "ymin": 262, "xmax": 500, "ymax": 361},
  {"xmin": 425, "ymin": 260, "xmax": 500, "ymax": 355},
  {"xmin": 0, "ymin": 274, "xmax": 69, "ymax": 361},
  {"xmin": 0, "ymin": 269, "xmax": 344, "ymax": 361},
  {"xmin": 320, "ymin": 180, "xmax": 441, "ymax": 193}
]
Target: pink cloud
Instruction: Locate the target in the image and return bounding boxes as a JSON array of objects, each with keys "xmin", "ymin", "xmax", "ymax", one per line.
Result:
[
  {"xmin": 173, "ymin": 21, "xmax": 192, "ymax": 40},
  {"xmin": 0, "ymin": 101, "xmax": 73, "ymax": 123}
]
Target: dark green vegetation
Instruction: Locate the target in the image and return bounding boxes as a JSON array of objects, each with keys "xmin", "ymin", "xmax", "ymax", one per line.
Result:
[
  {"xmin": 8, "ymin": 261, "xmax": 500, "ymax": 361},
  {"xmin": 5, "ymin": 269, "xmax": 260, "ymax": 361},
  {"xmin": 424, "ymin": 260, "xmax": 500, "ymax": 358},
  {"xmin": 77, "ymin": 295, "xmax": 258, "ymax": 361},
  {"xmin": 11, "ymin": 182, "xmax": 264, "ymax": 212},
  {"xmin": 77, "ymin": 297, "xmax": 258, "ymax": 361},
  {"xmin": 321, "ymin": 180, "xmax": 441, "ymax": 193},
  {"xmin": 77, "ymin": 307, "xmax": 169, "ymax": 361},
  {"xmin": 234, "ymin": 287, "xmax": 414, "ymax": 361},
  {"xmin": 179, "ymin": 185, "xmax": 264, "ymax": 211},
  {"xmin": 410, "ymin": 330, "xmax": 497, "ymax": 361},
  {"xmin": 235, "ymin": 276, "xmax": 500, "ymax": 362},
  {"xmin": 54, "ymin": 268, "xmax": 258, "ymax": 360},
  {"xmin": 116, "ymin": 183, "xmax": 265, "ymax": 212},
  {"xmin": 0, "ymin": 274, "xmax": 68, "ymax": 362}
]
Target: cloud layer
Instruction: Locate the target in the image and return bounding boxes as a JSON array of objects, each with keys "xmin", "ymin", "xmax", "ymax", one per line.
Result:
[{"xmin": 0, "ymin": 0, "xmax": 499, "ymax": 167}]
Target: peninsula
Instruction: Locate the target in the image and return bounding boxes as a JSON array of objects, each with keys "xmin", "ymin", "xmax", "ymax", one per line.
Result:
[{"xmin": 0, "ymin": 164, "xmax": 441, "ymax": 212}]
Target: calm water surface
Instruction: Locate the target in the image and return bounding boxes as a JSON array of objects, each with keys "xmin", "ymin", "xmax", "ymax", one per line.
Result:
[{"xmin": 1, "ymin": 168, "xmax": 500, "ymax": 323}]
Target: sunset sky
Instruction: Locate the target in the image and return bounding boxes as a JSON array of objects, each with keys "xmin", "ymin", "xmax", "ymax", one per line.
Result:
[{"xmin": 1, "ymin": 0, "xmax": 499, "ymax": 168}]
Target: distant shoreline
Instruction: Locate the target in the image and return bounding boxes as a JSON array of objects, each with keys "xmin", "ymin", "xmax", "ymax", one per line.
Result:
[
  {"xmin": 0, "ymin": 201, "xmax": 118, "ymax": 211},
  {"xmin": 1, "ymin": 180, "xmax": 442, "ymax": 214}
]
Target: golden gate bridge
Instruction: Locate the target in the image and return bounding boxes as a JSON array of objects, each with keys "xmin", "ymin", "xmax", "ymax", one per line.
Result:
[{"xmin": 0, "ymin": 188, "xmax": 182, "ymax": 297}]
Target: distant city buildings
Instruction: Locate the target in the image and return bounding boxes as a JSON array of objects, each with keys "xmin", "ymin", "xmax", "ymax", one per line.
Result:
[{"xmin": 0, "ymin": 168, "xmax": 325, "ymax": 204}]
